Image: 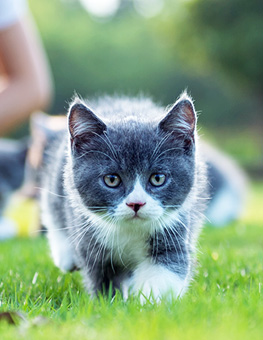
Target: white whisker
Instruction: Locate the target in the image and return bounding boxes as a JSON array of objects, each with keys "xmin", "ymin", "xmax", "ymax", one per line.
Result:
[
  {"xmin": 36, "ymin": 187, "xmax": 67, "ymax": 198},
  {"xmin": 151, "ymin": 132, "xmax": 172, "ymax": 161}
]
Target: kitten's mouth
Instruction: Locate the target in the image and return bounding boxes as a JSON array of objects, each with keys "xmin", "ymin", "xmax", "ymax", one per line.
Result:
[
  {"xmin": 130, "ymin": 212, "xmax": 147, "ymax": 220},
  {"xmin": 119, "ymin": 214, "xmax": 146, "ymax": 223}
]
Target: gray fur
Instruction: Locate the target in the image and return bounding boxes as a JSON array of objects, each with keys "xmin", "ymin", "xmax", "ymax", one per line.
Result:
[{"xmin": 41, "ymin": 93, "xmax": 207, "ymax": 299}]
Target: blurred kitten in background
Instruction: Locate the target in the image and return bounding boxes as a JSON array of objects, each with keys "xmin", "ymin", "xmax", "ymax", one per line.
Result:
[
  {"xmin": 0, "ymin": 139, "xmax": 28, "ymax": 239},
  {"xmin": 201, "ymin": 141, "xmax": 248, "ymax": 227}
]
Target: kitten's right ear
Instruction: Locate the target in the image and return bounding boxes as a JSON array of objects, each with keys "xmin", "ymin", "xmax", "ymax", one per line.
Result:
[{"xmin": 68, "ymin": 100, "xmax": 106, "ymax": 147}]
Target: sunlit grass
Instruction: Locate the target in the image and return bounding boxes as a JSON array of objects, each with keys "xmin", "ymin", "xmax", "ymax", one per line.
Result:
[{"xmin": 0, "ymin": 183, "xmax": 262, "ymax": 339}]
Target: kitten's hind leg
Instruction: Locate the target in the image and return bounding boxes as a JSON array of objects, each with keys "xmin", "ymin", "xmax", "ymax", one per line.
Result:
[{"xmin": 47, "ymin": 228, "xmax": 76, "ymax": 272}]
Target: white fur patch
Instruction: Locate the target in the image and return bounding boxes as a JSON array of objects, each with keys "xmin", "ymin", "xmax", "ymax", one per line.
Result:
[
  {"xmin": 100, "ymin": 179, "xmax": 165, "ymax": 266},
  {"xmin": 122, "ymin": 259, "xmax": 188, "ymax": 303},
  {"xmin": 47, "ymin": 228, "xmax": 76, "ymax": 272},
  {"xmin": 41, "ymin": 186, "xmax": 76, "ymax": 272},
  {"xmin": 114, "ymin": 179, "xmax": 164, "ymax": 221}
]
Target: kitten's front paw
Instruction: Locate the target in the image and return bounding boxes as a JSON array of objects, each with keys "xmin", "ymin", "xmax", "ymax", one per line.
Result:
[
  {"xmin": 123, "ymin": 261, "xmax": 188, "ymax": 304},
  {"xmin": 55, "ymin": 254, "xmax": 76, "ymax": 273}
]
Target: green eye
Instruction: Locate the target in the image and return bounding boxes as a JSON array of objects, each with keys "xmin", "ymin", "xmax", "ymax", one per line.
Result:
[
  {"xmin": 149, "ymin": 174, "xmax": 166, "ymax": 187},
  {"xmin": 104, "ymin": 174, "xmax": 121, "ymax": 188}
]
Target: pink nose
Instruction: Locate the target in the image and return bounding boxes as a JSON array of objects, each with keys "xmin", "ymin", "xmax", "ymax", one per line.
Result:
[{"xmin": 126, "ymin": 202, "xmax": 146, "ymax": 213}]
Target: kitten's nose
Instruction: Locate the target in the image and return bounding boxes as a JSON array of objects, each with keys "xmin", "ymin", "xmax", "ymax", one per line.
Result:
[{"xmin": 126, "ymin": 202, "xmax": 146, "ymax": 213}]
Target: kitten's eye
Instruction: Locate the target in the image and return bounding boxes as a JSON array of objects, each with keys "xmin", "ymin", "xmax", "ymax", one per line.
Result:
[
  {"xmin": 149, "ymin": 174, "xmax": 166, "ymax": 187},
  {"xmin": 104, "ymin": 174, "xmax": 121, "ymax": 188}
]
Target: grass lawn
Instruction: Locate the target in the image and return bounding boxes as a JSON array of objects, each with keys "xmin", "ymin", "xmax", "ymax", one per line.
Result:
[{"xmin": 0, "ymin": 183, "xmax": 262, "ymax": 340}]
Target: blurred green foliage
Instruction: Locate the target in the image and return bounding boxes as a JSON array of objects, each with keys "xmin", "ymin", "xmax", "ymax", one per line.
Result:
[
  {"xmin": 29, "ymin": 0, "xmax": 262, "ymax": 126},
  {"xmin": 26, "ymin": 0, "xmax": 262, "ymax": 175},
  {"xmin": 188, "ymin": 0, "xmax": 263, "ymax": 93},
  {"xmin": 164, "ymin": 0, "xmax": 263, "ymax": 125}
]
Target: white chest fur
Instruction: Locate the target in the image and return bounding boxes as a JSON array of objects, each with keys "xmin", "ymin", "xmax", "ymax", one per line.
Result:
[
  {"xmin": 110, "ymin": 222, "xmax": 150, "ymax": 267},
  {"xmin": 91, "ymin": 179, "xmax": 164, "ymax": 267}
]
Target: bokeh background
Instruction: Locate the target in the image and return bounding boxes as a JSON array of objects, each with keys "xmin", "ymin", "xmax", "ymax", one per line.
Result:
[
  {"xmin": 0, "ymin": 2, "xmax": 262, "ymax": 335},
  {"xmin": 12, "ymin": 0, "xmax": 263, "ymax": 179}
]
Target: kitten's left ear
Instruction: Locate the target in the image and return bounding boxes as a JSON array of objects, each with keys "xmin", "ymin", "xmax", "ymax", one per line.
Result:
[{"xmin": 158, "ymin": 93, "xmax": 197, "ymax": 150}]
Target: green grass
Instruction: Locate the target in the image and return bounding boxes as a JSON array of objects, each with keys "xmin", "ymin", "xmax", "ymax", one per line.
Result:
[{"xmin": 0, "ymin": 183, "xmax": 263, "ymax": 339}]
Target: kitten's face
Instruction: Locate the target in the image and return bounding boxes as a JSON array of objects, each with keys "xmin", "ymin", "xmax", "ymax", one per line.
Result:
[{"xmin": 68, "ymin": 96, "xmax": 196, "ymax": 232}]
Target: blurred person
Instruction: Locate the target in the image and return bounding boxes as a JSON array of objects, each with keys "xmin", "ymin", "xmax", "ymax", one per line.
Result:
[
  {"xmin": 0, "ymin": 0, "xmax": 53, "ymax": 136},
  {"xmin": 0, "ymin": 0, "xmax": 53, "ymax": 239}
]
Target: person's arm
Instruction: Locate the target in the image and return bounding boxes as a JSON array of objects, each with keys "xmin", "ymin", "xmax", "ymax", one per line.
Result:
[{"xmin": 0, "ymin": 14, "xmax": 53, "ymax": 136}]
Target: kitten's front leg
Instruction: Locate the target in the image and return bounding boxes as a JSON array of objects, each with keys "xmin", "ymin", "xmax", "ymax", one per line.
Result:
[
  {"xmin": 123, "ymin": 259, "xmax": 189, "ymax": 304},
  {"xmin": 47, "ymin": 229, "xmax": 76, "ymax": 272}
]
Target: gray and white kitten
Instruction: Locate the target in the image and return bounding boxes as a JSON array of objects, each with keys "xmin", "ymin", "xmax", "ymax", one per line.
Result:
[{"xmin": 41, "ymin": 92, "xmax": 207, "ymax": 302}]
